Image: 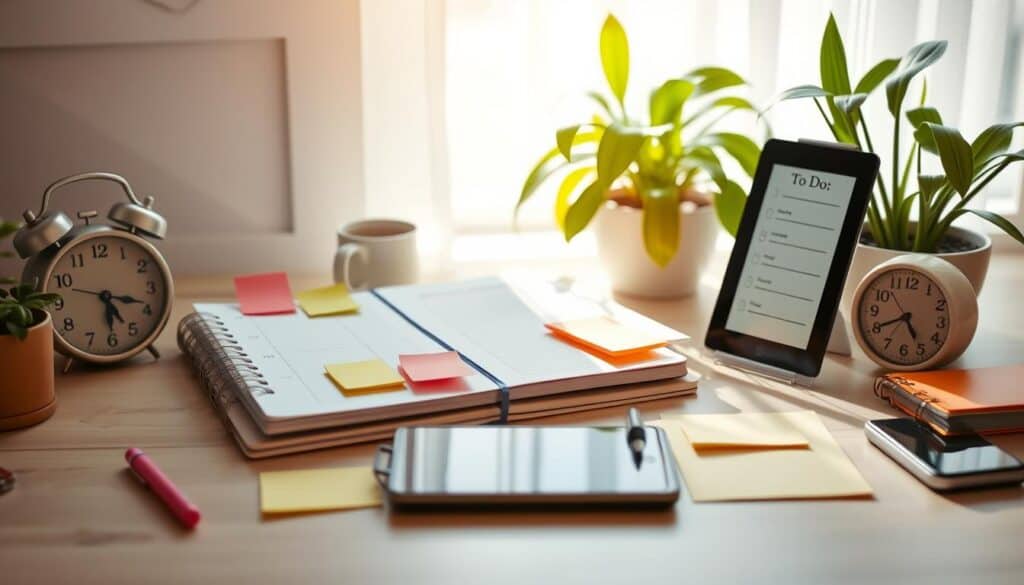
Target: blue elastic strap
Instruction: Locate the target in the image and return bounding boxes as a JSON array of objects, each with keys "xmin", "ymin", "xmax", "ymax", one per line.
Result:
[{"xmin": 370, "ymin": 288, "xmax": 511, "ymax": 423}]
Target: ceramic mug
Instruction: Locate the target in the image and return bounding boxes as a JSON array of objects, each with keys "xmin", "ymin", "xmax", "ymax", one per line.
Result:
[{"xmin": 333, "ymin": 219, "xmax": 419, "ymax": 290}]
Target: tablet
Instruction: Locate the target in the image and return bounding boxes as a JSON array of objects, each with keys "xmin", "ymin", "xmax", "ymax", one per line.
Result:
[{"xmin": 705, "ymin": 139, "xmax": 879, "ymax": 377}]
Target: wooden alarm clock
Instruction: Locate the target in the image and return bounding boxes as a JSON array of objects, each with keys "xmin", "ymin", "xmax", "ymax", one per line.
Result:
[
  {"xmin": 851, "ymin": 254, "xmax": 977, "ymax": 371},
  {"xmin": 13, "ymin": 172, "xmax": 174, "ymax": 372}
]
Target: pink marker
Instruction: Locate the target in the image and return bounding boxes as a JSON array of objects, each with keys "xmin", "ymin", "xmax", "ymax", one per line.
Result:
[{"xmin": 125, "ymin": 448, "xmax": 201, "ymax": 529}]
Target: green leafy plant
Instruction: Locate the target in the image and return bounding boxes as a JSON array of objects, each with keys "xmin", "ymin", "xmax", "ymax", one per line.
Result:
[
  {"xmin": 767, "ymin": 14, "xmax": 1024, "ymax": 252},
  {"xmin": 516, "ymin": 14, "xmax": 765, "ymax": 266},
  {"xmin": 0, "ymin": 283, "xmax": 60, "ymax": 340},
  {"xmin": 0, "ymin": 218, "xmax": 18, "ymax": 285}
]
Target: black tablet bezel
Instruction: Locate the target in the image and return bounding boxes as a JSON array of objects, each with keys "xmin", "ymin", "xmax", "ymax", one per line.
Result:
[{"xmin": 705, "ymin": 138, "xmax": 880, "ymax": 377}]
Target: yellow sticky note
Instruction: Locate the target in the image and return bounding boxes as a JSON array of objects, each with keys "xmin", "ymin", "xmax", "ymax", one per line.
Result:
[
  {"xmin": 666, "ymin": 412, "xmax": 810, "ymax": 450},
  {"xmin": 325, "ymin": 359, "xmax": 405, "ymax": 393},
  {"xmin": 260, "ymin": 466, "xmax": 382, "ymax": 515},
  {"xmin": 296, "ymin": 283, "xmax": 359, "ymax": 317},
  {"xmin": 545, "ymin": 316, "xmax": 667, "ymax": 357},
  {"xmin": 653, "ymin": 411, "xmax": 872, "ymax": 502}
]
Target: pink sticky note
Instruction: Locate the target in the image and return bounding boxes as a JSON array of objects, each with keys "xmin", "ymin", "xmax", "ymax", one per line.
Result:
[
  {"xmin": 234, "ymin": 272, "xmax": 295, "ymax": 315},
  {"xmin": 398, "ymin": 351, "xmax": 474, "ymax": 382}
]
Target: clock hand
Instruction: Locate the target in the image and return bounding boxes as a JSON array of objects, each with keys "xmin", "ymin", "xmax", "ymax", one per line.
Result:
[
  {"xmin": 891, "ymin": 292, "xmax": 907, "ymax": 314},
  {"xmin": 110, "ymin": 293, "xmax": 144, "ymax": 304},
  {"xmin": 104, "ymin": 302, "xmax": 115, "ymax": 331},
  {"xmin": 903, "ymin": 313, "xmax": 918, "ymax": 339},
  {"xmin": 876, "ymin": 315, "xmax": 906, "ymax": 328},
  {"xmin": 71, "ymin": 288, "xmax": 104, "ymax": 296}
]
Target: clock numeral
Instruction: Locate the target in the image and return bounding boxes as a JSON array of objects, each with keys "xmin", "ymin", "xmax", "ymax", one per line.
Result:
[
  {"xmin": 926, "ymin": 283, "xmax": 933, "ymax": 296},
  {"xmin": 120, "ymin": 246, "xmax": 127, "ymax": 260},
  {"xmin": 145, "ymin": 281, "xmax": 156, "ymax": 294},
  {"xmin": 54, "ymin": 298, "xmax": 64, "ymax": 311},
  {"xmin": 936, "ymin": 316, "xmax": 947, "ymax": 329},
  {"xmin": 62, "ymin": 317, "xmax": 74, "ymax": 331},
  {"xmin": 142, "ymin": 304, "xmax": 152, "ymax": 316},
  {"xmin": 899, "ymin": 344, "xmax": 909, "ymax": 357},
  {"xmin": 869, "ymin": 304, "xmax": 879, "ymax": 317},
  {"xmin": 935, "ymin": 299, "xmax": 946, "ymax": 311},
  {"xmin": 128, "ymin": 322, "xmax": 139, "ymax": 336},
  {"xmin": 107, "ymin": 333, "xmax": 118, "ymax": 348},
  {"xmin": 137, "ymin": 259, "xmax": 148, "ymax": 273},
  {"xmin": 91, "ymin": 243, "xmax": 108, "ymax": 259},
  {"xmin": 85, "ymin": 332, "xmax": 95, "ymax": 347},
  {"xmin": 874, "ymin": 289, "xmax": 891, "ymax": 302},
  {"xmin": 70, "ymin": 253, "xmax": 84, "ymax": 268},
  {"xmin": 906, "ymin": 276, "xmax": 919, "ymax": 290},
  {"xmin": 890, "ymin": 275, "xmax": 901, "ymax": 289},
  {"xmin": 52, "ymin": 273, "xmax": 72, "ymax": 288},
  {"xmin": 931, "ymin": 332, "xmax": 941, "ymax": 345},
  {"xmin": 871, "ymin": 322, "xmax": 882, "ymax": 334},
  {"xmin": 917, "ymin": 343, "xmax": 926, "ymax": 356},
  {"xmin": 883, "ymin": 338, "xmax": 893, "ymax": 349}
]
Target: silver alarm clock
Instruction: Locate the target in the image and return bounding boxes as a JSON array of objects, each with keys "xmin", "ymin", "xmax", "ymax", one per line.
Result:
[{"xmin": 14, "ymin": 172, "xmax": 174, "ymax": 372}]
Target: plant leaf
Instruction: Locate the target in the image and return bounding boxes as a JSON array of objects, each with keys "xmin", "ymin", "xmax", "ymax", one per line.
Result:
[
  {"xmin": 760, "ymin": 85, "xmax": 832, "ymax": 114},
  {"xmin": 925, "ymin": 123, "xmax": 974, "ymax": 196},
  {"xmin": 907, "ymin": 107, "xmax": 943, "ymax": 153},
  {"xmin": 685, "ymin": 66, "xmax": 746, "ymax": 98},
  {"xmin": 600, "ymin": 14, "xmax": 629, "ymax": 107},
  {"xmin": 965, "ymin": 209, "xmax": 1024, "ymax": 245},
  {"xmin": 694, "ymin": 132, "xmax": 760, "ymax": 176},
  {"xmin": 834, "ymin": 93, "xmax": 867, "ymax": 113},
  {"xmin": 971, "ymin": 123, "xmax": 1024, "ymax": 172},
  {"xmin": 885, "ymin": 41, "xmax": 947, "ymax": 116},
  {"xmin": 0, "ymin": 221, "xmax": 20, "ymax": 239},
  {"xmin": 917, "ymin": 174, "xmax": 946, "ymax": 204},
  {"xmin": 556, "ymin": 125, "xmax": 582, "ymax": 161},
  {"xmin": 7, "ymin": 321, "xmax": 26, "ymax": 340},
  {"xmin": 683, "ymin": 96, "xmax": 758, "ymax": 127},
  {"xmin": 563, "ymin": 181, "xmax": 606, "ymax": 241},
  {"xmin": 854, "ymin": 58, "xmax": 899, "ymax": 94},
  {"xmin": 641, "ymin": 187, "xmax": 680, "ymax": 266},
  {"xmin": 712, "ymin": 178, "xmax": 747, "ymax": 237},
  {"xmin": 820, "ymin": 15, "xmax": 852, "ymax": 95},
  {"xmin": 554, "ymin": 167, "xmax": 595, "ymax": 229},
  {"xmin": 596, "ymin": 124, "xmax": 647, "ymax": 184},
  {"xmin": 649, "ymin": 79, "xmax": 695, "ymax": 126},
  {"xmin": 517, "ymin": 141, "xmax": 598, "ymax": 216},
  {"xmin": 586, "ymin": 91, "xmax": 616, "ymax": 120},
  {"xmin": 681, "ymin": 146, "xmax": 725, "ymax": 183}
]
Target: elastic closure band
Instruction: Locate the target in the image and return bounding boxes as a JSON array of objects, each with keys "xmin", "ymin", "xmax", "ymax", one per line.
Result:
[{"xmin": 370, "ymin": 288, "xmax": 511, "ymax": 423}]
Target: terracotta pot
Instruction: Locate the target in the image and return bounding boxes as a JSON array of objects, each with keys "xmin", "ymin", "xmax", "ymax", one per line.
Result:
[
  {"xmin": 593, "ymin": 200, "xmax": 718, "ymax": 298},
  {"xmin": 841, "ymin": 223, "xmax": 992, "ymax": 315},
  {"xmin": 0, "ymin": 311, "xmax": 56, "ymax": 430}
]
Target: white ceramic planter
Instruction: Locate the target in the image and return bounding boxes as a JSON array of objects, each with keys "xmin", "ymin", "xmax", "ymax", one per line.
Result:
[
  {"xmin": 593, "ymin": 201, "xmax": 718, "ymax": 298},
  {"xmin": 841, "ymin": 223, "xmax": 992, "ymax": 315}
]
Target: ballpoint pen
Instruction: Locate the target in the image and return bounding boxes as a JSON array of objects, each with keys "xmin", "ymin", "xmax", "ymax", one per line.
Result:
[
  {"xmin": 125, "ymin": 448, "xmax": 201, "ymax": 529},
  {"xmin": 626, "ymin": 407, "xmax": 646, "ymax": 469}
]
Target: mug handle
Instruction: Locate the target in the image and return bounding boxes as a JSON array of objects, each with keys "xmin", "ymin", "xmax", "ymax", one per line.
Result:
[{"xmin": 335, "ymin": 243, "xmax": 369, "ymax": 290}]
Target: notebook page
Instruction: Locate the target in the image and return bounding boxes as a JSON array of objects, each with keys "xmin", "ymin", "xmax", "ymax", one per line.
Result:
[
  {"xmin": 193, "ymin": 292, "xmax": 499, "ymax": 426},
  {"xmin": 375, "ymin": 277, "xmax": 686, "ymax": 390}
]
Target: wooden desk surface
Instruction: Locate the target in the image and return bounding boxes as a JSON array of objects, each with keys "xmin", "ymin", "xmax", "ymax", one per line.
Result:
[{"xmin": 2, "ymin": 254, "xmax": 1024, "ymax": 584}]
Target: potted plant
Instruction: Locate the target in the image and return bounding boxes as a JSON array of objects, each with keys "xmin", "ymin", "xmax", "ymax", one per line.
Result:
[
  {"xmin": 767, "ymin": 15, "xmax": 1024, "ymax": 308},
  {"xmin": 0, "ymin": 219, "xmax": 60, "ymax": 430},
  {"xmin": 516, "ymin": 14, "xmax": 764, "ymax": 298}
]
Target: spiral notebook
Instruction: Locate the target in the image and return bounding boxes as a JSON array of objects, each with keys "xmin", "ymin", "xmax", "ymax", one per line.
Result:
[
  {"xmin": 178, "ymin": 277, "xmax": 698, "ymax": 458},
  {"xmin": 874, "ymin": 365, "xmax": 1024, "ymax": 436}
]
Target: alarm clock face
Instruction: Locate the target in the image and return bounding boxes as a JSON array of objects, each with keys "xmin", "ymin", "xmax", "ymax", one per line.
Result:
[
  {"xmin": 856, "ymin": 268, "xmax": 949, "ymax": 367},
  {"xmin": 45, "ymin": 233, "xmax": 171, "ymax": 359}
]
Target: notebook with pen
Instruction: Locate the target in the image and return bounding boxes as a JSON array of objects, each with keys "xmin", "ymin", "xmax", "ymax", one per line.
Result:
[{"xmin": 178, "ymin": 277, "xmax": 698, "ymax": 458}]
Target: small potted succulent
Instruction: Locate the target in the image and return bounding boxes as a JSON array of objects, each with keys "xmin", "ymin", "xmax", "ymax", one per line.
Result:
[
  {"xmin": 767, "ymin": 15, "xmax": 1024, "ymax": 308},
  {"xmin": 517, "ymin": 14, "xmax": 765, "ymax": 298},
  {"xmin": 0, "ymin": 219, "xmax": 60, "ymax": 430}
]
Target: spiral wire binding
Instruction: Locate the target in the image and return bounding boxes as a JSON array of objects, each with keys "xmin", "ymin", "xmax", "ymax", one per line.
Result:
[
  {"xmin": 874, "ymin": 374, "xmax": 941, "ymax": 426},
  {"xmin": 177, "ymin": 312, "xmax": 275, "ymax": 429}
]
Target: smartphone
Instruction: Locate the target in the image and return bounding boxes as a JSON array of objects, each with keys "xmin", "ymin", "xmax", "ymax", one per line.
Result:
[
  {"xmin": 865, "ymin": 418, "xmax": 1024, "ymax": 490},
  {"xmin": 374, "ymin": 426, "xmax": 681, "ymax": 506}
]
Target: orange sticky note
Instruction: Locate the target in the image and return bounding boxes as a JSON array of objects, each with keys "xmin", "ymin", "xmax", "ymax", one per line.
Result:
[
  {"xmin": 398, "ymin": 351, "xmax": 474, "ymax": 382},
  {"xmin": 325, "ymin": 359, "xmax": 405, "ymax": 394},
  {"xmin": 234, "ymin": 272, "xmax": 295, "ymax": 315},
  {"xmin": 545, "ymin": 316, "xmax": 667, "ymax": 357}
]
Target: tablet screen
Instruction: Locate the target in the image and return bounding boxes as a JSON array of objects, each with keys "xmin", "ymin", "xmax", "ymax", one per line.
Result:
[{"xmin": 724, "ymin": 164, "xmax": 857, "ymax": 349}]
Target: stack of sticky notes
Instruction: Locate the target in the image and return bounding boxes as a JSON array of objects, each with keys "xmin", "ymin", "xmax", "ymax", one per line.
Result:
[
  {"xmin": 654, "ymin": 411, "xmax": 872, "ymax": 502},
  {"xmin": 296, "ymin": 283, "xmax": 359, "ymax": 317},
  {"xmin": 545, "ymin": 316, "xmax": 667, "ymax": 357},
  {"xmin": 325, "ymin": 359, "xmax": 405, "ymax": 395},
  {"xmin": 259, "ymin": 466, "xmax": 382, "ymax": 515},
  {"xmin": 398, "ymin": 351, "xmax": 474, "ymax": 382},
  {"xmin": 234, "ymin": 272, "xmax": 296, "ymax": 315}
]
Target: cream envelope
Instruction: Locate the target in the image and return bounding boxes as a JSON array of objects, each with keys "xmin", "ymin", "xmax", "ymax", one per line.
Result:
[
  {"xmin": 654, "ymin": 411, "xmax": 872, "ymax": 502},
  {"xmin": 667, "ymin": 412, "xmax": 810, "ymax": 450}
]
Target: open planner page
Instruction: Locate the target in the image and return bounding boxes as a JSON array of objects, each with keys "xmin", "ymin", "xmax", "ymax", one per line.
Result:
[
  {"xmin": 193, "ymin": 293, "xmax": 500, "ymax": 434},
  {"xmin": 376, "ymin": 277, "xmax": 688, "ymax": 398}
]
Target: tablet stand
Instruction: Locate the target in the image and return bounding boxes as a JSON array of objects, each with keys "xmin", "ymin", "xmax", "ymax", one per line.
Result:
[{"xmin": 712, "ymin": 311, "xmax": 851, "ymax": 387}]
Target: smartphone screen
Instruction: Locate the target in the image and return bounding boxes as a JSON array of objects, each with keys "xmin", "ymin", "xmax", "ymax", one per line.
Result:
[
  {"xmin": 389, "ymin": 426, "xmax": 676, "ymax": 497},
  {"xmin": 872, "ymin": 418, "xmax": 1024, "ymax": 477}
]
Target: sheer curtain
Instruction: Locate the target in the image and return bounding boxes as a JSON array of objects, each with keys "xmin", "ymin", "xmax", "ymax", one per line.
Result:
[{"xmin": 360, "ymin": 0, "xmax": 1024, "ymax": 268}]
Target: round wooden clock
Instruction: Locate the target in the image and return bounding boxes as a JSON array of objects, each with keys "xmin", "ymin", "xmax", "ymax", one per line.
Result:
[
  {"xmin": 14, "ymin": 172, "xmax": 174, "ymax": 371},
  {"xmin": 851, "ymin": 254, "xmax": 977, "ymax": 371}
]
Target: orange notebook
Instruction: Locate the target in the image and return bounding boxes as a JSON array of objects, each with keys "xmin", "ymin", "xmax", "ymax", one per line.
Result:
[{"xmin": 874, "ymin": 365, "xmax": 1024, "ymax": 436}]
